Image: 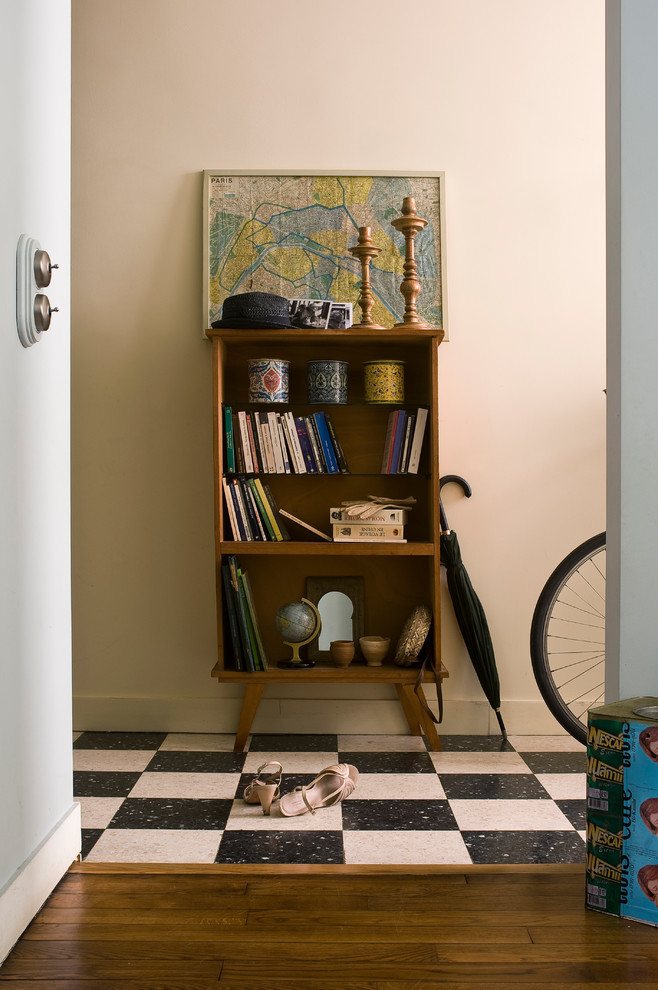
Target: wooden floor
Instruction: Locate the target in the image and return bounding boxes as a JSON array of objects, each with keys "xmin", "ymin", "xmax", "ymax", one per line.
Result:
[{"xmin": 2, "ymin": 863, "xmax": 658, "ymax": 988}]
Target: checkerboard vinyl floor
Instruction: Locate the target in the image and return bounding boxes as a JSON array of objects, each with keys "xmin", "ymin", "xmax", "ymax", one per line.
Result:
[{"xmin": 73, "ymin": 731, "xmax": 587, "ymax": 866}]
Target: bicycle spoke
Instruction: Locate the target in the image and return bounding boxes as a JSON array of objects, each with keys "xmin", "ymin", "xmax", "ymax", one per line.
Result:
[{"xmin": 530, "ymin": 534, "xmax": 606, "ymax": 744}]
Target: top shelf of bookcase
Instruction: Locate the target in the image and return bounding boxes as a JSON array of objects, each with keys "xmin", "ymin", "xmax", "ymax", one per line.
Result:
[{"xmin": 206, "ymin": 327, "xmax": 445, "ymax": 344}]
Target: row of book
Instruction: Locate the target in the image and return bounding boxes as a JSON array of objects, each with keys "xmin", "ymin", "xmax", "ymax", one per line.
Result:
[
  {"xmin": 224, "ymin": 407, "xmax": 349, "ymax": 476},
  {"xmin": 381, "ymin": 407, "xmax": 428, "ymax": 474},
  {"xmin": 329, "ymin": 505, "xmax": 409, "ymax": 543},
  {"xmin": 223, "ymin": 476, "xmax": 293, "ymax": 542},
  {"xmin": 221, "ymin": 555, "xmax": 268, "ymax": 671}
]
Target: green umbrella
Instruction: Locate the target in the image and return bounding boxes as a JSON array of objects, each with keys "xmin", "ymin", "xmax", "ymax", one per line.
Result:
[{"xmin": 440, "ymin": 475, "xmax": 507, "ymax": 741}]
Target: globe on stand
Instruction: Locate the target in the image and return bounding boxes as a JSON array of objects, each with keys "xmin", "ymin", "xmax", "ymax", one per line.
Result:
[{"xmin": 275, "ymin": 598, "xmax": 322, "ymax": 669}]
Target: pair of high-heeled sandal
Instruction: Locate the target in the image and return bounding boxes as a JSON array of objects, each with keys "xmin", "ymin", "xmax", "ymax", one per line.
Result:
[{"xmin": 243, "ymin": 761, "xmax": 358, "ymax": 816}]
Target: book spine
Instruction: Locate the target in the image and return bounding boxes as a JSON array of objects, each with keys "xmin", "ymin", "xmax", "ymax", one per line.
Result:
[
  {"xmin": 221, "ymin": 563, "xmax": 243, "ymax": 670},
  {"xmin": 268, "ymin": 411, "xmax": 286, "ymax": 473},
  {"xmin": 278, "ymin": 414, "xmax": 296, "ymax": 472},
  {"xmin": 279, "ymin": 508, "xmax": 332, "ymax": 541},
  {"xmin": 222, "ymin": 477, "xmax": 242, "ymax": 540},
  {"xmin": 323, "ymin": 412, "xmax": 350, "ymax": 473},
  {"xmin": 260, "ymin": 481, "xmax": 292, "ymax": 540},
  {"xmin": 237, "ymin": 411, "xmax": 254, "ymax": 473},
  {"xmin": 381, "ymin": 410, "xmax": 397, "ymax": 473},
  {"xmin": 333, "ymin": 536, "xmax": 407, "ymax": 543},
  {"xmin": 247, "ymin": 478, "xmax": 276, "ymax": 540},
  {"xmin": 240, "ymin": 568, "xmax": 269, "ymax": 671},
  {"xmin": 312, "ymin": 411, "xmax": 339, "ymax": 474},
  {"xmin": 329, "ymin": 507, "xmax": 409, "ymax": 524},
  {"xmin": 294, "ymin": 416, "xmax": 317, "ymax": 472},
  {"xmin": 399, "ymin": 413, "xmax": 415, "ymax": 474},
  {"xmin": 305, "ymin": 415, "xmax": 326, "ymax": 473},
  {"xmin": 254, "ymin": 413, "xmax": 270, "ymax": 473},
  {"xmin": 228, "ymin": 479, "xmax": 249, "ymax": 540},
  {"xmin": 238, "ymin": 477, "xmax": 264, "ymax": 540},
  {"xmin": 407, "ymin": 407, "xmax": 429, "ymax": 474},
  {"xmin": 228, "ymin": 555, "xmax": 255, "ymax": 671},
  {"xmin": 259, "ymin": 412, "xmax": 276, "ymax": 472},
  {"xmin": 231, "ymin": 478, "xmax": 254, "ymax": 540},
  {"xmin": 246, "ymin": 413, "xmax": 261, "ymax": 473},
  {"xmin": 251, "ymin": 478, "xmax": 280, "ymax": 540},
  {"xmin": 233, "ymin": 414, "xmax": 245, "ymax": 473},
  {"xmin": 389, "ymin": 410, "xmax": 407, "ymax": 474},
  {"xmin": 224, "ymin": 406, "xmax": 235, "ymax": 475},
  {"xmin": 243, "ymin": 478, "xmax": 267, "ymax": 540},
  {"xmin": 332, "ymin": 523, "xmax": 405, "ymax": 540},
  {"xmin": 276, "ymin": 415, "xmax": 292, "ymax": 473},
  {"xmin": 249, "ymin": 412, "xmax": 265, "ymax": 474},
  {"xmin": 283, "ymin": 411, "xmax": 306, "ymax": 473},
  {"xmin": 237, "ymin": 566, "xmax": 261, "ymax": 670}
]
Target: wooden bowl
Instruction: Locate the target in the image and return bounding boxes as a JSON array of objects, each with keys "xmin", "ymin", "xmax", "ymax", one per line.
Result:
[
  {"xmin": 330, "ymin": 640, "xmax": 355, "ymax": 666},
  {"xmin": 359, "ymin": 636, "xmax": 390, "ymax": 666}
]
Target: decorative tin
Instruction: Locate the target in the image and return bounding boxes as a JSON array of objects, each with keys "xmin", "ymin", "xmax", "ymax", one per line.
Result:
[
  {"xmin": 248, "ymin": 358, "xmax": 290, "ymax": 403},
  {"xmin": 363, "ymin": 359, "xmax": 405, "ymax": 404},
  {"xmin": 307, "ymin": 359, "xmax": 348, "ymax": 404}
]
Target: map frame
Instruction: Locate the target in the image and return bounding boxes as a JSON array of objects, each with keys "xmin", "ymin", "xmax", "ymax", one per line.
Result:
[{"xmin": 202, "ymin": 170, "xmax": 447, "ymax": 339}]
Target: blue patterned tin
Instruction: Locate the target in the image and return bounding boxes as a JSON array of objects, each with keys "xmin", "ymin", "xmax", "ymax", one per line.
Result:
[
  {"xmin": 307, "ymin": 359, "xmax": 348, "ymax": 404},
  {"xmin": 248, "ymin": 358, "xmax": 290, "ymax": 403}
]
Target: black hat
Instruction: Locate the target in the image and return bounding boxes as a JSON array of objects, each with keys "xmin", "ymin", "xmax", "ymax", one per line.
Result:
[{"xmin": 211, "ymin": 291, "xmax": 295, "ymax": 329}]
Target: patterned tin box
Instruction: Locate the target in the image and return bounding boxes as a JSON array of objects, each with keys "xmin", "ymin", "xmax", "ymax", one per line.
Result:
[
  {"xmin": 363, "ymin": 359, "xmax": 405, "ymax": 404},
  {"xmin": 248, "ymin": 358, "xmax": 290, "ymax": 404},
  {"xmin": 307, "ymin": 359, "xmax": 348, "ymax": 404}
]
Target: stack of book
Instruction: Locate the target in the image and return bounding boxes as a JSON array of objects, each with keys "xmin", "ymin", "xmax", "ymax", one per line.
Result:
[
  {"xmin": 222, "ymin": 477, "xmax": 292, "ymax": 542},
  {"xmin": 224, "ymin": 407, "xmax": 349, "ymax": 476},
  {"xmin": 221, "ymin": 555, "xmax": 268, "ymax": 671},
  {"xmin": 381, "ymin": 407, "xmax": 428, "ymax": 474},
  {"xmin": 330, "ymin": 504, "xmax": 409, "ymax": 543}
]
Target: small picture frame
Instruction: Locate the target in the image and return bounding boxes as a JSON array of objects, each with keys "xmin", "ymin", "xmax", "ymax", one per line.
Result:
[{"xmin": 305, "ymin": 575, "xmax": 365, "ymax": 663}]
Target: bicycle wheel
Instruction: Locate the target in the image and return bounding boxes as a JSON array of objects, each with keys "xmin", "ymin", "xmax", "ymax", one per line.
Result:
[{"xmin": 530, "ymin": 532, "xmax": 606, "ymax": 744}]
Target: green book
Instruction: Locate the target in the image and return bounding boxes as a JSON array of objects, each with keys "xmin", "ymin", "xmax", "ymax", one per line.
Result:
[
  {"xmin": 248, "ymin": 478, "xmax": 276, "ymax": 541},
  {"xmin": 228, "ymin": 556, "xmax": 255, "ymax": 671},
  {"xmin": 224, "ymin": 406, "xmax": 235, "ymax": 474},
  {"xmin": 239, "ymin": 567, "xmax": 269, "ymax": 671}
]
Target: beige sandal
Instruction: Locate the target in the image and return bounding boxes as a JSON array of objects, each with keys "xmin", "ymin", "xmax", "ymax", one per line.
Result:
[
  {"xmin": 243, "ymin": 761, "xmax": 283, "ymax": 815},
  {"xmin": 279, "ymin": 763, "xmax": 358, "ymax": 817}
]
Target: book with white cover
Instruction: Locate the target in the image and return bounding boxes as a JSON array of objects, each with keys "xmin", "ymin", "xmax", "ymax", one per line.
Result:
[
  {"xmin": 332, "ymin": 523, "xmax": 405, "ymax": 541},
  {"xmin": 406, "ymin": 407, "xmax": 428, "ymax": 474},
  {"xmin": 283, "ymin": 411, "xmax": 307, "ymax": 473},
  {"xmin": 329, "ymin": 507, "xmax": 408, "ymax": 524},
  {"xmin": 267, "ymin": 411, "xmax": 286, "ymax": 473},
  {"xmin": 237, "ymin": 410, "xmax": 254, "ymax": 473}
]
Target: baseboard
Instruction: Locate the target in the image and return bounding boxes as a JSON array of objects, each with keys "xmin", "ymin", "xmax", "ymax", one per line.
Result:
[
  {"xmin": 0, "ymin": 803, "xmax": 81, "ymax": 964},
  {"xmin": 73, "ymin": 693, "xmax": 571, "ymax": 737}
]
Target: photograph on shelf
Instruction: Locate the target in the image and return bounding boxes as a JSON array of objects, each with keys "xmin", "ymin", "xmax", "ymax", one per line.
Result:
[{"xmin": 202, "ymin": 171, "xmax": 447, "ymax": 337}]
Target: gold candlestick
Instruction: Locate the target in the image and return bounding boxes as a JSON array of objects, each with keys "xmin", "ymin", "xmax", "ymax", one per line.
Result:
[
  {"xmin": 348, "ymin": 226, "xmax": 385, "ymax": 329},
  {"xmin": 390, "ymin": 197, "xmax": 432, "ymax": 329}
]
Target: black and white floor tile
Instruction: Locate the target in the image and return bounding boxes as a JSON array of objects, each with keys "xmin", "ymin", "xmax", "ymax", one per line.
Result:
[{"xmin": 73, "ymin": 731, "xmax": 587, "ymax": 865}]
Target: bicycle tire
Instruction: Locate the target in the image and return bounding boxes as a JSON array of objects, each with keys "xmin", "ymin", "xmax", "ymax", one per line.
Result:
[{"xmin": 530, "ymin": 532, "xmax": 606, "ymax": 744}]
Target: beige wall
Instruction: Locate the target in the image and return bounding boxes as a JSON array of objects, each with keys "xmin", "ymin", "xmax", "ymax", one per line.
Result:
[{"xmin": 71, "ymin": 0, "xmax": 605, "ymax": 735}]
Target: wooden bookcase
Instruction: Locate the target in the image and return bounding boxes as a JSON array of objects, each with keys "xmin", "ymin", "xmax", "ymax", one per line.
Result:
[{"xmin": 208, "ymin": 326, "xmax": 447, "ymax": 751}]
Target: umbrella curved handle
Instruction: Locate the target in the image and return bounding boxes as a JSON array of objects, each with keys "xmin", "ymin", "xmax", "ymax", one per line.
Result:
[{"xmin": 439, "ymin": 474, "xmax": 472, "ymax": 532}]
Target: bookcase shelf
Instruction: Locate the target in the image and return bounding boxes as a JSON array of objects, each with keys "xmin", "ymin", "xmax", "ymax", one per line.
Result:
[
  {"xmin": 219, "ymin": 541, "xmax": 436, "ymax": 556},
  {"xmin": 208, "ymin": 325, "xmax": 445, "ymax": 751}
]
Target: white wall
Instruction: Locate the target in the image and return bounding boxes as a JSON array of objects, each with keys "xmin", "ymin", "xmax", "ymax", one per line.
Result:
[
  {"xmin": 71, "ymin": 0, "xmax": 606, "ymax": 735},
  {"xmin": 0, "ymin": 0, "xmax": 79, "ymax": 963},
  {"xmin": 606, "ymin": 0, "xmax": 658, "ymax": 700}
]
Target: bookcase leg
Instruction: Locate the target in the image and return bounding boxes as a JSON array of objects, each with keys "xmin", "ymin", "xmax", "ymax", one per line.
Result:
[
  {"xmin": 415, "ymin": 684, "xmax": 442, "ymax": 751},
  {"xmin": 395, "ymin": 684, "xmax": 423, "ymax": 737},
  {"xmin": 234, "ymin": 683, "xmax": 265, "ymax": 752}
]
